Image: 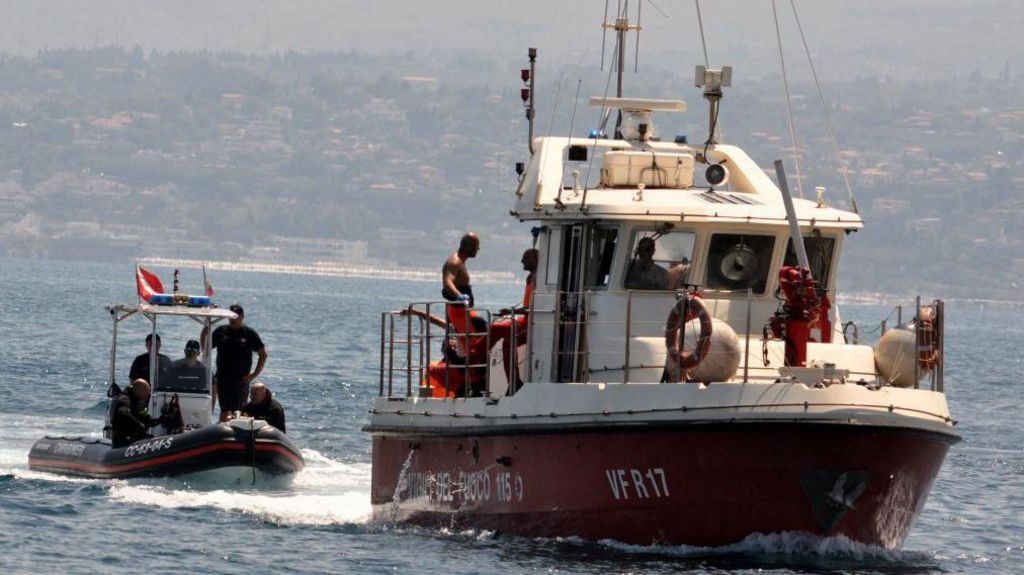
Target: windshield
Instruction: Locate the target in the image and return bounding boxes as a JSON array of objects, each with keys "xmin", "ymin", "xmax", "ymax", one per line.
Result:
[
  {"xmin": 624, "ymin": 230, "xmax": 696, "ymax": 290},
  {"xmin": 784, "ymin": 234, "xmax": 836, "ymax": 287},
  {"xmin": 155, "ymin": 359, "xmax": 209, "ymax": 393}
]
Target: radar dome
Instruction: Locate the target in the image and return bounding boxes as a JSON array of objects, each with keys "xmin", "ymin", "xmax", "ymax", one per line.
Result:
[
  {"xmin": 679, "ymin": 318, "xmax": 741, "ymax": 383},
  {"xmin": 875, "ymin": 327, "xmax": 929, "ymax": 387}
]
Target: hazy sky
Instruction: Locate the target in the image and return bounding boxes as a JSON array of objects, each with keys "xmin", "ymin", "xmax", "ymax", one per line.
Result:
[{"xmin": 2, "ymin": 1, "xmax": 1019, "ymax": 80}]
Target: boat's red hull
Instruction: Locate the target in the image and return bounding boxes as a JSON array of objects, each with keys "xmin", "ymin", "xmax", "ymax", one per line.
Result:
[{"xmin": 369, "ymin": 423, "xmax": 955, "ymax": 548}]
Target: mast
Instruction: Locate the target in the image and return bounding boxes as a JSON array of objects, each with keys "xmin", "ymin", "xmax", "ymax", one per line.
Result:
[
  {"xmin": 522, "ymin": 48, "xmax": 537, "ymax": 154},
  {"xmin": 602, "ymin": 2, "xmax": 641, "ymax": 138}
]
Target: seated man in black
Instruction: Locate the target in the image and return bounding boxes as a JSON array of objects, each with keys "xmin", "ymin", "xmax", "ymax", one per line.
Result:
[
  {"xmin": 128, "ymin": 333, "xmax": 172, "ymax": 384},
  {"xmin": 164, "ymin": 339, "xmax": 207, "ymax": 394},
  {"xmin": 625, "ymin": 237, "xmax": 668, "ymax": 290},
  {"xmin": 110, "ymin": 379, "xmax": 176, "ymax": 447},
  {"xmin": 242, "ymin": 382, "xmax": 286, "ymax": 433}
]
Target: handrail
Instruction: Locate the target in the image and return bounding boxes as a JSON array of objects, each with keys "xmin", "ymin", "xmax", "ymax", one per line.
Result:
[{"xmin": 377, "ymin": 292, "xmax": 948, "ymax": 398}]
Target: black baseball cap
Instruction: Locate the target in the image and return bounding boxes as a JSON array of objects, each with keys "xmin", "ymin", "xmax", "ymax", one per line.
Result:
[
  {"xmin": 185, "ymin": 339, "xmax": 201, "ymax": 353},
  {"xmin": 229, "ymin": 304, "xmax": 244, "ymax": 317}
]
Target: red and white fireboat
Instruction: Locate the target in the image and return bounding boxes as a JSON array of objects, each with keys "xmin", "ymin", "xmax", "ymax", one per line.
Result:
[{"xmin": 365, "ymin": 19, "xmax": 957, "ymax": 549}]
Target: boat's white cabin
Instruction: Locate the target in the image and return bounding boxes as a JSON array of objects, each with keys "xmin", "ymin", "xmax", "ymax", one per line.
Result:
[
  {"xmin": 507, "ymin": 98, "xmax": 863, "ymax": 385},
  {"xmin": 376, "ymin": 98, "xmax": 943, "ymax": 402}
]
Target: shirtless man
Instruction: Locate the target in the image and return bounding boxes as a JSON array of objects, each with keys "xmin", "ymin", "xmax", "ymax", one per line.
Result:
[{"xmin": 442, "ymin": 232, "xmax": 480, "ymax": 306}]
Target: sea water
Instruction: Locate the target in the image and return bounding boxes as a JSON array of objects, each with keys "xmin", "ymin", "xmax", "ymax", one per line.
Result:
[{"xmin": 1, "ymin": 258, "xmax": 1021, "ymax": 574}]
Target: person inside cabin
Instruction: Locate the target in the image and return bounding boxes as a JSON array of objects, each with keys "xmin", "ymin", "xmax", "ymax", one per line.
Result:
[
  {"xmin": 164, "ymin": 339, "xmax": 207, "ymax": 394},
  {"xmin": 110, "ymin": 379, "xmax": 176, "ymax": 447},
  {"xmin": 625, "ymin": 236, "xmax": 668, "ymax": 290},
  {"xmin": 242, "ymin": 382, "xmax": 286, "ymax": 433},
  {"xmin": 201, "ymin": 304, "xmax": 268, "ymax": 422},
  {"xmin": 128, "ymin": 333, "xmax": 171, "ymax": 384}
]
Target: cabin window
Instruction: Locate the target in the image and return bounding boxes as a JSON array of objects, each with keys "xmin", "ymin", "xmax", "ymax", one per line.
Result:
[
  {"xmin": 624, "ymin": 230, "xmax": 696, "ymax": 290},
  {"xmin": 784, "ymin": 234, "xmax": 836, "ymax": 288},
  {"xmin": 583, "ymin": 226, "xmax": 619, "ymax": 288},
  {"xmin": 705, "ymin": 233, "xmax": 775, "ymax": 294}
]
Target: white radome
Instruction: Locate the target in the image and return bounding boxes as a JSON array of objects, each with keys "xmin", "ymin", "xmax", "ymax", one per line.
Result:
[
  {"xmin": 681, "ymin": 317, "xmax": 742, "ymax": 383},
  {"xmin": 875, "ymin": 327, "xmax": 925, "ymax": 388}
]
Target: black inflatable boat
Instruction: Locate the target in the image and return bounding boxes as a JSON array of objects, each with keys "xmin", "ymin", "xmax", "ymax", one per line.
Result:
[
  {"xmin": 29, "ymin": 418, "xmax": 304, "ymax": 481},
  {"xmin": 28, "ymin": 286, "xmax": 304, "ymax": 485}
]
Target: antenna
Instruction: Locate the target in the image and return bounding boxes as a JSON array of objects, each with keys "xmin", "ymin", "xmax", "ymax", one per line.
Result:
[
  {"xmin": 601, "ymin": 1, "xmax": 642, "ymax": 136},
  {"xmin": 695, "ymin": 65, "xmax": 731, "ymax": 145},
  {"xmin": 634, "ymin": 0, "xmax": 642, "ymax": 73},
  {"xmin": 600, "ymin": 0, "xmax": 609, "ymax": 70},
  {"xmin": 521, "ymin": 48, "xmax": 538, "ymax": 154}
]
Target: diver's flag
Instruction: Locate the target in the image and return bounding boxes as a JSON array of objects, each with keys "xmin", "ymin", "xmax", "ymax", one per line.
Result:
[
  {"xmin": 136, "ymin": 265, "xmax": 165, "ymax": 303},
  {"xmin": 202, "ymin": 264, "xmax": 215, "ymax": 297}
]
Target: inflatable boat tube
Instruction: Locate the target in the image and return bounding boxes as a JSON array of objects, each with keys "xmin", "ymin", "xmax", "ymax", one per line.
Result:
[{"xmin": 28, "ymin": 418, "xmax": 303, "ymax": 480}]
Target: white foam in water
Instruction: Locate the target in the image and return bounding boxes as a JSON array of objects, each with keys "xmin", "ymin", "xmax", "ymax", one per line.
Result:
[
  {"xmin": 106, "ymin": 448, "xmax": 373, "ymax": 527},
  {"xmin": 0, "ymin": 412, "xmax": 100, "ymax": 482},
  {"xmin": 2, "ymin": 409, "xmax": 374, "ymax": 525},
  {"xmin": 596, "ymin": 530, "xmax": 930, "ymax": 564}
]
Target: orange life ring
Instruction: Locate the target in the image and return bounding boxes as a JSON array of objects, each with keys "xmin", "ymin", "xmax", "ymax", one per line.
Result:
[
  {"xmin": 664, "ymin": 293, "xmax": 713, "ymax": 370},
  {"xmin": 916, "ymin": 305, "xmax": 939, "ymax": 371}
]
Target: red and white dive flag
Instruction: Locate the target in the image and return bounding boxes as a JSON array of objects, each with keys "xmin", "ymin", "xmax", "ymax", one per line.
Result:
[
  {"xmin": 202, "ymin": 264, "xmax": 215, "ymax": 297},
  {"xmin": 136, "ymin": 265, "xmax": 165, "ymax": 303}
]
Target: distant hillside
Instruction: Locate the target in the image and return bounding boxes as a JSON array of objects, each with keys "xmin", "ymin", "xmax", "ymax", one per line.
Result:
[{"xmin": 0, "ymin": 47, "xmax": 1021, "ymax": 299}]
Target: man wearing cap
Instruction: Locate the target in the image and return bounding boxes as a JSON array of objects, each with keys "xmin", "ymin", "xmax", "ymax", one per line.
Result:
[
  {"xmin": 202, "ymin": 304, "xmax": 268, "ymax": 422},
  {"xmin": 164, "ymin": 339, "xmax": 207, "ymax": 393},
  {"xmin": 128, "ymin": 333, "xmax": 171, "ymax": 385}
]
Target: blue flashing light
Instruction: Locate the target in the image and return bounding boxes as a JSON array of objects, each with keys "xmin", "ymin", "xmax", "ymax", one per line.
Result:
[
  {"xmin": 148, "ymin": 294, "xmax": 213, "ymax": 307},
  {"xmin": 589, "ymin": 129, "xmax": 605, "ymax": 139}
]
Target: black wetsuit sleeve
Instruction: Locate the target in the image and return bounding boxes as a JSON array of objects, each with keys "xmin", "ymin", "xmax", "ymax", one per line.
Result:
[
  {"xmin": 112, "ymin": 396, "xmax": 150, "ymax": 446},
  {"xmin": 268, "ymin": 401, "xmax": 285, "ymax": 433},
  {"xmin": 242, "ymin": 400, "xmax": 285, "ymax": 433}
]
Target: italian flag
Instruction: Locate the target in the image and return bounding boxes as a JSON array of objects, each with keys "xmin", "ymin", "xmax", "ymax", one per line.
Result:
[{"xmin": 203, "ymin": 264, "xmax": 215, "ymax": 297}]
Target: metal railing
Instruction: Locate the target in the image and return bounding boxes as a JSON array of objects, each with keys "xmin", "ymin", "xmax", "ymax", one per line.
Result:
[
  {"xmin": 377, "ymin": 290, "xmax": 937, "ymax": 397},
  {"xmin": 522, "ymin": 288, "xmax": 787, "ymax": 385},
  {"xmin": 380, "ymin": 301, "xmax": 532, "ymax": 399},
  {"xmin": 847, "ymin": 297, "xmax": 946, "ymax": 392}
]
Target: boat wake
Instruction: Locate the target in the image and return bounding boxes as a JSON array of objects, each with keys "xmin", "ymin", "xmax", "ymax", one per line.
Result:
[
  {"xmin": 105, "ymin": 449, "xmax": 372, "ymax": 526},
  {"xmin": 1, "ymin": 411, "xmax": 374, "ymax": 528},
  {"xmin": 592, "ymin": 531, "xmax": 935, "ymax": 569}
]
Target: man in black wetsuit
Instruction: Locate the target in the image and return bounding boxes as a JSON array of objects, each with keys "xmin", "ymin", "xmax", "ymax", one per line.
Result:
[
  {"xmin": 203, "ymin": 304, "xmax": 268, "ymax": 422},
  {"xmin": 242, "ymin": 382, "xmax": 286, "ymax": 433},
  {"xmin": 110, "ymin": 379, "xmax": 174, "ymax": 448},
  {"xmin": 128, "ymin": 333, "xmax": 171, "ymax": 384}
]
